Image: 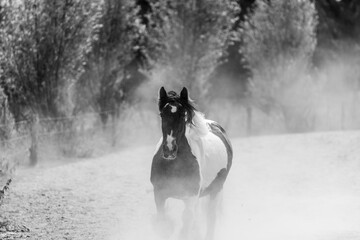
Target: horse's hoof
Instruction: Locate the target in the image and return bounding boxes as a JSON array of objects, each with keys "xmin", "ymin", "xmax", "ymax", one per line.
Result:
[
  {"xmin": 152, "ymin": 214, "xmax": 175, "ymax": 238},
  {"xmin": 178, "ymin": 226, "xmax": 202, "ymax": 240}
]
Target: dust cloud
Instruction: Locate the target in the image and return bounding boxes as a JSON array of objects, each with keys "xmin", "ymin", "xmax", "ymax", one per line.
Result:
[
  {"xmin": 105, "ymin": 132, "xmax": 360, "ymax": 240},
  {"xmin": 123, "ymin": 51, "xmax": 360, "ymax": 144}
]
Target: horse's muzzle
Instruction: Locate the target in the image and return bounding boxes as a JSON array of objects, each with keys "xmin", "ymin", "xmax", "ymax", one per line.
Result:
[{"xmin": 162, "ymin": 144, "xmax": 178, "ymax": 160}]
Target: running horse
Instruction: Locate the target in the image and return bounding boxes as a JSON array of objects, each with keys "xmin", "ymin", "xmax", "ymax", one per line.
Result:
[{"xmin": 151, "ymin": 87, "xmax": 233, "ymax": 240}]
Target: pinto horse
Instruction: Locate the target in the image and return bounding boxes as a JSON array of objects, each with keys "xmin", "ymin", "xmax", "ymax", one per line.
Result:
[{"xmin": 151, "ymin": 87, "xmax": 233, "ymax": 240}]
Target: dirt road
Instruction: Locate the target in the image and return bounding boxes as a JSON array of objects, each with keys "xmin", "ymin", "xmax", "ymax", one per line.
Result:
[{"xmin": 1, "ymin": 131, "xmax": 360, "ymax": 240}]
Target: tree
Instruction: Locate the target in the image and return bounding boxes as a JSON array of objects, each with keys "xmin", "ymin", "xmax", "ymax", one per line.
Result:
[
  {"xmin": 241, "ymin": 0, "xmax": 318, "ymax": 132},
  {"xmin": 145, "ymin": 0, "xmax": 239, "ymax": 99},
  {"xmin": 313, "ymin": 0, "xmax": 360, "ymax": 130},
  {"xmin": 75, "ymin": 0, "xmax": 140, "ymax": 124},
  {"xmin": 0, "ymin": 86, "xmax": 14, "ymax": 142},
  {"xmin": 208, "ymin": 0, "xmax": 255, "ymax": 101},
  {"xmin": 0, "ymin": 0, "xmax": 101, "ymax": 120},
  {"xmin": 314, "ymin": 0, "xmax": 360, "ymax": 66}
]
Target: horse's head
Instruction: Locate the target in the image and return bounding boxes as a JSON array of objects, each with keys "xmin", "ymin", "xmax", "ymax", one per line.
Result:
[{"xmin": 158, "ymin": 86, "xmax": 195, "ymax": 160}]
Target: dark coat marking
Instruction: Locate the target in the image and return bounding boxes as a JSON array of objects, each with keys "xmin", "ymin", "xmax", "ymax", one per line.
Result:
[
  {"xmin": 200, "ymin": 121, "xmax": 233, "ymax": 198},
  {"xmin": 151, "ymin": 137, "xmax": 201, "ymax": 199}
]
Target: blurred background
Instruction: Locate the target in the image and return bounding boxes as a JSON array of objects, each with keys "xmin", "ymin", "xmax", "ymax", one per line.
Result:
[{"xmin": 0, "ymin": 0, "xmax": 359, "ymax": 173}]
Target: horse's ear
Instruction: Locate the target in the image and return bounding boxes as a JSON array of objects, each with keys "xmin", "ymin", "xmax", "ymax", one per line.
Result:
[
  {"xmin": 180, "ymin": 87, "xmax": 189, "ymax": 103},
  {"xmin": 158, "ymin": 87, "xmax": 167, "ymax": 110}
]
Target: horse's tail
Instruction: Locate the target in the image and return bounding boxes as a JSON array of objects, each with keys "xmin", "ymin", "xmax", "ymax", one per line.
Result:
[
  {"xmin": 200, "ymin": 168, "xmax": 227, "ymax": 197},
  {"xmin": 200, "ymin": 121, "xmax": 233, "ymax": 198}
]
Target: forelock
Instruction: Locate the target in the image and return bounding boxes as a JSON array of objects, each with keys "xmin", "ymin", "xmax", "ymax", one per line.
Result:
[{"xmin": 158, "ymin": 89, "xmax": 197, "ymax": 124}]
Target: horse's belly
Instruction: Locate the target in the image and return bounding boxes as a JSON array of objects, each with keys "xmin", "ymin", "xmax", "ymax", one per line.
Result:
[{"xmin": 189, "ymin": 132, "xmax": 228, "ymax": 189}]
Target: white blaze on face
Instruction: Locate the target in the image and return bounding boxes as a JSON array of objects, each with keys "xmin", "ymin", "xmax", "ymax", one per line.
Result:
[{"xmin": 166, "ymin": 130, "xmax": 175, "ymax": 151}]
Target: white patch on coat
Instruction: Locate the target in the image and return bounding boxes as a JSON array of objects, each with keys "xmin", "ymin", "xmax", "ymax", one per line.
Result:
[
  {"xmin": 185, "ymin": 111, "xmax": 228, "ymax": 189},
  {"xmin": 191, "ymin": 111, "xmax": 210, "ymax": 136},
  {"xmin": 163, "ymin": 103, "xmax": 177, "ymax": 113},
  {"xmin": 170, "ymin": 105, "xmax": 177, "ymax": 113},
  {"xmin": 166, "ymin": 130, "xmax": 175, "ymax": 151}
]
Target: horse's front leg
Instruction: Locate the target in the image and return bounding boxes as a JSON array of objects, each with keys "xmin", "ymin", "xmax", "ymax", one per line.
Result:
[
  {"xmin": 153, "ymin": 190, "xmax": 174, "ymax": 238},
  {"xmin": 180, "ymin": 196, "xmax": 199, "ymax": 240},
  {"xmin": 154, "ymin": 190, "xmax": 166, "ymax": 217}
]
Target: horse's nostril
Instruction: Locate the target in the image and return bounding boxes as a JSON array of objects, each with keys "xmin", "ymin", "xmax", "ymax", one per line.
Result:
[{"xmin": 162, "ymin": 151, "xmax": 176, "ymax": 160}]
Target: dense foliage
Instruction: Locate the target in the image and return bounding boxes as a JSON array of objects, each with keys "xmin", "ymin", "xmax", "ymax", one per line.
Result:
[
  {"xmin": 241, "ymin": 0, "xmax": 317, "ymax": 97},
  {"xmin": 0, "ymin": 1, "xmax": 101, "ymax": 120},
  {"xmin": 241, "ymin": 0, "xmax": 318, "ymax": 131},
  {"xmin": 145, "ymin": 0, "xmax": 239, "ymax": 97},
  {"xmin": 75, "ymin": 0, "xmax": 139, "ymax": 123},
  {"xmin": 315, "ymin": 0, "xmax": 360, "ymax": 64}
]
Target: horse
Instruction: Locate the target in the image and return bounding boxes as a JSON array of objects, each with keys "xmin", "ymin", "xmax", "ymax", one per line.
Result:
[{"xmin": 150, "ymin": 87, "xmax": 233, "ymax": 240}]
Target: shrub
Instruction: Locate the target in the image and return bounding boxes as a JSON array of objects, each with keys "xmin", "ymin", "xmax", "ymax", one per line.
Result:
[
  {"xmin": 145, "ymin": 0, "xmax": 239, "ymax": 99},
  {"xmin": 241, "ymin": 0, "xmax": 317, "ymax": 132}
]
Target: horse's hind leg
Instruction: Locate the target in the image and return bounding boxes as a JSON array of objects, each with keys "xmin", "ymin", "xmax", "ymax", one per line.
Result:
[{"xmin": 205, "ymin": 191, "xmax": 223, "ymax": 240}]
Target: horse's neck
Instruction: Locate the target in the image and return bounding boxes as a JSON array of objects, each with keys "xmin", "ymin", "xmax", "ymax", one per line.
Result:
[
  {"xmin": 189, "ymin": 111, "xmax": 209, "ymax": 137},
  {"xmin": 177, "ymin": 133, "xmax": 191, "ymax": 149},
  {"xmin": 184, "ymin": 125, "xmax": 205, "ymax": 169}
]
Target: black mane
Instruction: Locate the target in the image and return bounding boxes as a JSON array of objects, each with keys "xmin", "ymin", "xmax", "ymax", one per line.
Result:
[{"xmin": 159, "ymin": 90, "xmax": 197, "ymax": 125}]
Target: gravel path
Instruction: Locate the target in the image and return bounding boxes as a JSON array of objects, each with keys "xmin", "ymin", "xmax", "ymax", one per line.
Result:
[
  {"xmin": 1, "ymin": 131, "xmax": 360, "ymax": 240},
  {"xmin": 0, "ymin": 146, "xmax": 155, "ymax": 240}
]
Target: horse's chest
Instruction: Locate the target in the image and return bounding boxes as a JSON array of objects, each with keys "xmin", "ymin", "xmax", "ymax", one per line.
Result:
[{"xmin": 151, "ymin": 153, "xmax": 200, "ymax": 198}]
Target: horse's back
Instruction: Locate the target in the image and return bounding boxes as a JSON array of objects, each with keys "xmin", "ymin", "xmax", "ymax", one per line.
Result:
[{"xmin": 207, "ymin": 120, "xmax": 233, "ymax": 170}]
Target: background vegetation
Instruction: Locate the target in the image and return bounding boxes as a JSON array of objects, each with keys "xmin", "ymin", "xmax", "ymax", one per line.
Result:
[{"xmin": 0, "ymin": 0, "xmax": 360, "ymax": 199}]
